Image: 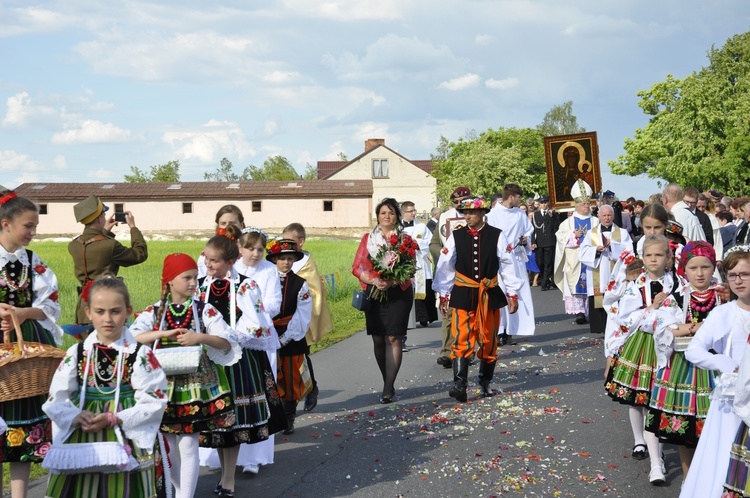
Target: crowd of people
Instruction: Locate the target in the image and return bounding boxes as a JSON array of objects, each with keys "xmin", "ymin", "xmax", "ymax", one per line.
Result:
[{"xmin": 0, "ymin": 179, "xmax": 749, "ymax": 498}]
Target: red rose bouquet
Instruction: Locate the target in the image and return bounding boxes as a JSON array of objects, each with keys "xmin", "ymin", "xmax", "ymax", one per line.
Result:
[{"xmin": 369, "ymin": 233, "xmax": 419, "ymax": 301}]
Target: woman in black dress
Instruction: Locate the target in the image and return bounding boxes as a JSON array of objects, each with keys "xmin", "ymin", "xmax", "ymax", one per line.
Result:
[{"xmin": 352, "ymin": 198, "xmax": 414, "ymax": 404}]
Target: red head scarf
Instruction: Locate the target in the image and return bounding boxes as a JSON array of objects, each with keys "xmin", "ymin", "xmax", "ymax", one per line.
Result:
[
  {"xmin": 677, "ymin": 240, "xmax": 716, "ymax": 278},
  {"xmin": 162, "ymin": 253, "xmax": 198, "ymax": 287}
]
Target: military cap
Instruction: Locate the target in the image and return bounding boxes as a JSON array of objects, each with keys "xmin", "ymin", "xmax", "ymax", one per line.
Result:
[{"xmin": 74, "ymin": 195, "xmax": 109, "ymax": 224}]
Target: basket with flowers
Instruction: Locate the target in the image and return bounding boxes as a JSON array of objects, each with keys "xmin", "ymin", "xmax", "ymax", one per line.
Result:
[{"xmin": 369, "ymin": 232, "xmax": 420, "ymax": 301}]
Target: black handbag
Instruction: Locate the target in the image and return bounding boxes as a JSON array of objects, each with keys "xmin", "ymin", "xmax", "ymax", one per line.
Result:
[{"xmin": 351, "ymin": 289, "xmax": 371, "ymax": 311}]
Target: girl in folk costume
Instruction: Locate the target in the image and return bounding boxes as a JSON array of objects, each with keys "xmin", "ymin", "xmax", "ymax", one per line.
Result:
[
  {"xmin": 232, "ymin": 227, "xmax": 282, "ymax": 475},
  {"xmin": 195, "ymin": 225, "xmax": 285, "ymax": 498},
  {"xmin": 131, "ymin": 254, "xmax": 242, "ymax": 498},
  {"xmin": 266, "ymin": 239, "xmax": 312, "ymax": 435},
  {"xmin": 197, "ymin": 205, "xmax": 246, "ymax": 279},
  {"xmin": 681, "ymin": 246, "xmax": 750, "ymax": 498},
  {"xmin": 603, "ymin": 235, "xmax": 682, "ymax": 485},
  {"xmin": 0, "ymin": 189, "xmax": 63, "ymax": 498},
  {"xmin": 42, "ymin": 277, "xmax": 168, "ymax": 498},
  {"xmin": 645, "ymin": 241, "xmax": 722, "ymax": 483}
]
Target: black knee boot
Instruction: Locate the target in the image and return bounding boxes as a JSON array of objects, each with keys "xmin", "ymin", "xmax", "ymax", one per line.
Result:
[
  {"xmin": 477, "ymin": 361, "xmax": 496, "ymax": 397},
  {"xmin": 282, "ymin": 400, "xmax": 297, "ymax": 435},
  {"xmin": 448, "ymin": 358, "xmax": 469, "ymax": 402}
]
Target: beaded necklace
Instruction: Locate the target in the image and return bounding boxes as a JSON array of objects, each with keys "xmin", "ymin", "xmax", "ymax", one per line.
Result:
[
  {"xmin": 1, "ymin": 264, "xmax": 29, "ymax": 292},
  {"xmin": 210, "ymin": 279, "xmax": 229, "ymax": 298},
  {"xmin": 686, "ymin": 287, "xmax": 720, "ymax": 325},
  {"xmin": 165, "ymin": 301, "xmax": 194, "ymax": 329},
  {"xmin": 92, "ymin": 345, "xmax": 117, "ymax": 393}
]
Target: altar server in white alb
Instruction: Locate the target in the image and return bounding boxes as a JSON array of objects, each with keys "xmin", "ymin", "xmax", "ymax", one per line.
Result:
[
  {"xmin": 486, "ymin": 183, "xmax": 535, "ymax": 344},
  {"xmin": 579, "ymin": 204, "xmax": 633, "ymax": 335}
]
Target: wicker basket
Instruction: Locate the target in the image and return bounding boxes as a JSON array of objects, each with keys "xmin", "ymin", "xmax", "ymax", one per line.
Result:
[
  {"xmin": 673, "ymin": 336, "xmax": 693, "ymax": 352},
  {"xmin": 0, "ymin": 310, "xmax": 65, "ymax": 402}
]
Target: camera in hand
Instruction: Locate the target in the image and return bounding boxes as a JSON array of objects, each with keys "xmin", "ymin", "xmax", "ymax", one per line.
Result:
[{"xmin": 114, "ymin": 211, "xmax": 127, "ymax": 223}]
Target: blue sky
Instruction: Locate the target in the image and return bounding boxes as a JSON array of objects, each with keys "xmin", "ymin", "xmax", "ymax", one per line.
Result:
[{"xmin": 1, "ymin": 1, "xmax": 748, "ymax": 199}]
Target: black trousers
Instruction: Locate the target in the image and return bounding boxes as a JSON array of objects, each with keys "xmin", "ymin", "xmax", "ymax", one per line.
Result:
[
  {"xmin": 537, "ymin": 245, "xmax": 555, "ymax": 287},
  {"xmin": 587, "ymin": 296, "xmax": 607, "ymax": 334}
]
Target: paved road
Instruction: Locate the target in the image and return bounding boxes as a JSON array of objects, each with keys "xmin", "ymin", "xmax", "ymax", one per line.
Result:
[{"xmin": 25, "ymin": 287, "xmax": 685, "ymax": 497}]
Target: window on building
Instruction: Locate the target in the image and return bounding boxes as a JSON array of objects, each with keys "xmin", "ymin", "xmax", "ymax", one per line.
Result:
[
  {"xmin": 114, "ymin": 203, "xmax": 124, "ymax": 213},
  {"xmin": 182, "ymin": 203, "xmax": 193, "ymax": 214},
  {"xmin": 38, "ymin": 204, "xmax": 48, "ymax": 215},
  {"xmin": 372, "ymin": 159, "xmax": 389, "ymax": 178},
  {"xmin": 252, "ymin": 201, "xmax": 262, "ymax": 212},
  {"xmin": 323, "ymin": 200, "xmax": 333, "ymax": 211}
]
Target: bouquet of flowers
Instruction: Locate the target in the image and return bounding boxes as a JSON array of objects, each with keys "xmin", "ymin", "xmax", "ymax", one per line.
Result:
[{"xmin": 369, "ymin": 233, "xmax": 420, "ymax": 301}]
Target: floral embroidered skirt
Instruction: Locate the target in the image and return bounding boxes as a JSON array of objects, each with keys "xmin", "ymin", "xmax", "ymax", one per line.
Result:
[
  {"xmin": 605, "ymin": 329, "xmax": 657, "ymax": 406},
  {"xmin": 160, "ymin": 352, "xmax": 235, "ymax": 434},
  {"xmin": 46, "ymin": 387, "xmax": 160, "ymax": 498},
  {"xmin": 199, "ymin": 349, "xmax": 286, "ymax": 448},
  {"xmin": 723, "ymin": 421, "xmax": 750, "ymax": 497},
  {"xmin": 0, "ymin": 319, "xmax": 54, "ymax": 463},
  {"xmin": 644, "ymin": 351, "xmax": 716, "ymax": 446}
]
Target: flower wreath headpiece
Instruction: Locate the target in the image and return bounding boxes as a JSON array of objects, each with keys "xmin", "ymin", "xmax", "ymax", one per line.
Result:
[
  {"xmin": 241, "ymin": 226, "xmax": 269, "ymax": 241},
  {"xmin": 216, "ymin": 227, "xmax": 238, "ymax": 242}
]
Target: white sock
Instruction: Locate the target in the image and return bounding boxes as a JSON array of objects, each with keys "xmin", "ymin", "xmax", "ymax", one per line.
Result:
[
  {"xmin": 628, "ymin": 406, "xmax": 646, "ymax": 446},
  {"xmin": 166, "ymin": 433, "xmax": 201, "ymax": 498},
  {"xmin": 644, "ymin": 431, "xmax": 663, "ymax": 470}
]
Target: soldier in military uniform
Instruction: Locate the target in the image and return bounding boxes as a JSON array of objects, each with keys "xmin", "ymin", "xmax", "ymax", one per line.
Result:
[{"xmin": 68, "ymin": 195, "xmax": 148, "ymax": 324}]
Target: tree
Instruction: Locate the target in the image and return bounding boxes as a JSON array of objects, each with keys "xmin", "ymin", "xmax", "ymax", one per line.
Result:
[
  {"xmin": 204, "ymin": 157, "xmax": 241, "ymax": 182},
  {"xmin": 302, "ymin": 163, "xmax": 318, "ymax": 180},
  {"xmin": 431, "ymin": 127, "xmax": 547, "ymax": 201},
  {"xmin": 609, "ymin": 31, "xmax": 750, "ymax": 195},
  {"xmin": 244, "ymin": 156, "xmax": 300, "ymax": 181},
  {"xmin": 337, "ymin": 152, "xmax": 348, "ymax": 161},
  {"xmin": 536, "ymin": 101, "xmax": 585, "ymax": 137},
  {"xmin": 124, "ymin": 160, "xmax": 180, "ymax": 182}
]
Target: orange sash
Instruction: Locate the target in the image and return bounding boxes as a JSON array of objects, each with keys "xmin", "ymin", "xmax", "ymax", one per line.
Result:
[
  {"xmin": 273, "ymin": 315, "xmax": 293, "ymax": 328},
  {"xmin": 454, "ymin": 271, "xmax": 498, "ymax": 336}
]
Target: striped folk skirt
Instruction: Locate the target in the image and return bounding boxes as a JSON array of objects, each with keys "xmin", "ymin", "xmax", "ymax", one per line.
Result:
[
  {"xmin": 199, "ymin": 349, "xmax": 286, "ymax": 448},
  {"xmin": 645, "ymin": 351, "xmax": 716, "ymax": 446},
  {"xmin": 605, "ymin": 329, "xmax": 657, "ymax": 406},
  {"xmin": 724, "ymin": 422, "xmax": 750, "ymax": 497}
]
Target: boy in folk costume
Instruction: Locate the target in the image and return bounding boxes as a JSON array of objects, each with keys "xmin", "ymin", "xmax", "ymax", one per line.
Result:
[
  {"xmin": 486, "ymin": 183, "xmax": 536, "ymax": 344},
  {"xmin": 579, "ymin": 204, "xmax": 633, "ymax": 334},
  {"xmin": 266, "ymin": 239, "xmax": 312, "ymax": 435},
  {"xmin": 282, "ymin": 223, "xmax": 333, "ymax": 413},
  {"xmin": 433, "ymin": 197, "xmax": 523, "ymax": 402},
  {"xmin": 554, "ymin": 180, "xmax": 600, "ymax": 325}
]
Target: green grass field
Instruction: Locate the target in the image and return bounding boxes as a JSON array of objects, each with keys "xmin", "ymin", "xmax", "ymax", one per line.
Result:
[{"xmin": 3, "ymin": 237, "xmax": 365, "ymax": 487}]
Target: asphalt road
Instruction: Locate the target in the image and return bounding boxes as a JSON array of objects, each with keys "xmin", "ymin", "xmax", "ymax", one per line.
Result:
[{"xmin": 24, "ymin": 286, "xmax": 685, "ymax": 498}]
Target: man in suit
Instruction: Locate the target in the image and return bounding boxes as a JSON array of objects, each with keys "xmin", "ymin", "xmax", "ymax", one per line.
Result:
[
  {"xmin": 426, "ymin": 207, "xmax": 440, "ymax": 234},
  {"xmin": 531, "ymin": 196, "xmax": 558, "ymax": 291},
  {"xmin": 684, "ymin": 187, "xmax": 714, "ymax": 246}
]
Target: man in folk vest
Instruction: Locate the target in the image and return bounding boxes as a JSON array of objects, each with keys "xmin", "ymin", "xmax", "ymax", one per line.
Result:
[
  {"xmin": 579, "ymin": 204, "xmax": 633, "ymax": 334},
  {"xmin": 433, "ymin": 197, "xmax": 523, "ymax": 402},
  {"xmin": 68, "ymin": 195, "xmax": 148, "ymax": 325}
]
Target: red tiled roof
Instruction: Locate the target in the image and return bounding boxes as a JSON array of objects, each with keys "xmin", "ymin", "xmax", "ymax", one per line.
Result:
[
  {"xmin": 317, "ymin": 145, "xmax": 436, "ymax": 179},
  {"xmin": 317, "ymin": 161, "xmax": 348, "ymax": 180},
  {"xmin": 15, "ymin": 180, "xmax": 373, "ymax": 200}
]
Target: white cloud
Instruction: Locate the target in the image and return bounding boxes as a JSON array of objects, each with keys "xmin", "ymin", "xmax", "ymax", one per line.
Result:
[
  {"xmin": 52, "ymin": 155, "xmax": 67, "ymax": 170},
  {"xmin": 485, "ymin": 77, "xmax": 520, "ymax": 90},
  {"xmin": 321, "ymin": 141, "xmax": 348, "ymax": 161},
  {"xmin": 0, "ymin": 150, "xmax": 41, "ymax": 171},
  {"xmin": 280, "ymin": 0, "xmax": 404, "ymax": 20},
  {"xmin": 52, "ymin": 120, "xmax": 132, "ymax": 144},
  {"xmin": 353, "ymin": 122, "xmax": 389, "ymax": 144},
  {"xmin": 163, "ymin": 121, "xmax": 256, "ymax": 164},
  {"xmin": 256, "ymin": 117, "xmax": 281, "ymax": 139},
  {"xmin": 475, "ymin": 34, "xmax": 495, "ymax": 45},
  {"xmin": 2, "ymin": 92, "xmax": 57, "ymax": 128},
  {"xmin": 261, "ymin": 71, "xmax": 300, "ymax": 84},
  {"xmin": 90, "ymin": 168, "xmax": 116, "ymax": 179},
  {"xmin": 323, "ymin": 34, "xmax": 461, "ymax": 82},
  {"xmin": 562, "ymin": 15, "xmax": 640, "ymax": 37},
  {"xmin": 438, "ymin": 73, "xmax": 481, "ymax": 91},
  {"xmin": 0, "ymin": 6, "xmax": 73, "ymax": 38}
]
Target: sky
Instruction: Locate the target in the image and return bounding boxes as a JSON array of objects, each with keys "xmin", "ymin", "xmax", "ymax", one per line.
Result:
[{"xmin": 1, "ymin": 1, "xmax": 748, "ymax": 199}]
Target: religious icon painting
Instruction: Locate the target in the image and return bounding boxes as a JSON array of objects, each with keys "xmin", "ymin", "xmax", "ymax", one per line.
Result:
[{"xmin": 543, "ymin": 132, "xmax": 602, "ymax": 211}]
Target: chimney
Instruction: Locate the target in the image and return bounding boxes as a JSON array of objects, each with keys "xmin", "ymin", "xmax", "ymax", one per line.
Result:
[{"xmin": 364, "ymin": 138, "xmax": 385, "ymax": 153}]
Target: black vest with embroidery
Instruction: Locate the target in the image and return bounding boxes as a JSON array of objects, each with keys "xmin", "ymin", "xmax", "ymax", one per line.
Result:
[
  {"xmin": 276, "ymin": 271, "xmax": 307, "ymax": 356},
  {"xmin": 449, "ymin": 225, "xmax": 509, "ymax": 311}
]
